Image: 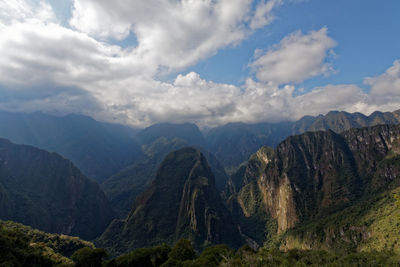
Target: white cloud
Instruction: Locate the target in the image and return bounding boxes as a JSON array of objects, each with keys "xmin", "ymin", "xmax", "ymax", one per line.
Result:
[
  {"xmin": 292, "ymin": 84, "xmax": 368, "ymax": 118},
  {"xmin": 365, "ymin": 60, "xmax": 400, "ymax": 98},
  {"xmin": 361, "ymin": 60, "xmax": 400, "ymax": 112},
  {"xmin": 69, "ymin": 0, "xmax": 254, "ymax": 73},
  {"xmin": 250, "ymin": 27, "xmax": 336, "ymax": 84},
  {"xmin": 0, "ymin": 0, "xmax": 399, "ymax": 129},
  {"xmin": 0, "ymin": 21, "xmax": 136, "ymax": 86},
  {"xmin": 250, "ymin": 0, "xmax": 283, "ymax": 30},
  {"xmin": 0, "ymin": 0, "xmax": 57, "ymax": 25}
]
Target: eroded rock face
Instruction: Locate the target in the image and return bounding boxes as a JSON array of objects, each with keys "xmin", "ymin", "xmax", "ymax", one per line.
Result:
[
  {"xmin": 98, "ymin": 147, "xmax": 242, "ymax": 256},
  {"xmin": 229, "ymin": 124, "xmax": 400, "ymax": 239}
]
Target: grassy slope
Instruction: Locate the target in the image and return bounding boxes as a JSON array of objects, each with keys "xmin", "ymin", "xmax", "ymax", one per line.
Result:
[{"xmin": 279, "ymin": 185, "xmax": 400, "ymax": 253}]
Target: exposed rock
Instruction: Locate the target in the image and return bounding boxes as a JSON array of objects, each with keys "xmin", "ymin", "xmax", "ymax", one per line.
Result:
[
  {"xmin": 229, "ymin": 124, "xmax": 400, "ymax": 246},
  {"xmin": 205, "ymin": 109, "xmax": 400, "ymax": 169},
  {"xmin": 97, "ymin": 147, "xmax": 242, "ymax": 256}
]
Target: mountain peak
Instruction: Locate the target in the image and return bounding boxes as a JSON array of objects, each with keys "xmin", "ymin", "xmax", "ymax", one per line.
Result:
[{"xmin": 98, "ymin": 147, "xmax": 242, "ymax": 256}]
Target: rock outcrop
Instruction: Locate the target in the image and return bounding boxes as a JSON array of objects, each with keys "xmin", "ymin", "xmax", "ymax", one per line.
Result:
[
  {"xmin": 228, "ymin": 124, "xmax": 400, "ymax": 246},
  {"xmin": 98, "ymin": 147, "xmax": 242, "ymax": 256}
]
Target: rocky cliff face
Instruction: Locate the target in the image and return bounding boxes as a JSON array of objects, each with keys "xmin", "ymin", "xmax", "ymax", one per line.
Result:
[
  {"xmin": 226, "ymin": 147, "xmax": 275, "ymax": 245},
  {"xmin": 266, "ymin": 130, "xmax": 362, "ymax": 230},
  {"xmin": 98, "ymin": 147, "xmax": 242, "ymax": 256},
  {"xmin": 0, "ymin": 138, "xmax": 116, "ymax": 240},
  {"xmin": 229, "ymin": 124, "xmax": 400, "ymax": 246},
  {"xmin": 205, "ymin": 109, "xmax": 400, "ymax": 169}
]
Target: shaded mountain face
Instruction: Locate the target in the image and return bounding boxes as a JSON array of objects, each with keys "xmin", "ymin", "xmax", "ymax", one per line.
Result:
[
  {"xmin": 101, "ymin": 137, "xmax": 188, "ymax": 217},
  {"xmin": 102, "ymin": 136, "xmax": 228, "ymax": 217},
  {"xmin": 101, "ymin": 122, "xmax": 227, "ymax": 217},
  {"xmin": 0, "ymin": 138, "xmax": 116, "ymax": 240},
  {"xmin": 205, "ymin": 110, "xmax": 400, "ymax": 169},
  {"xmin": 228, "ymin": 124, "xmax": 400, "ymax": 246},
  {"xmin": 136, "ymin": 123, "xmax": 206, "ymax": 147},
  {"xmin": 0, "ymin": 111, "xmax": 141, "ymax": 182},
  {"xmin": 97, "ymin": 147, "xmax": 242, "ymax": 256},
  {"xmin": 205, "ymin": 122, "xmax": 292, "ymax": 169}
]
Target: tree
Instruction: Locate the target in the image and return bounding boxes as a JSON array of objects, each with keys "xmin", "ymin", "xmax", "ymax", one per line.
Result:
[
  {"xmin": 168, "ymin": 239, "xmax": 196, "ymax": 262},
  {"xmin": 71, "ymin": 247, "xmax": 107, "ymax": 267}
]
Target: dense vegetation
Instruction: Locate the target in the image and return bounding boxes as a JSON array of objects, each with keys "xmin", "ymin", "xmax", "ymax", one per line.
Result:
[
  {"xmin": 0, "ymin": 220, "xmax": 94, "ymax": 257},
  {"xmin": 279, "ymin": 186, "xmax": 400, "ymax": 253},
  {"xmin": 0, "ymin": 220, "xmax": 78, "ymax": 266},
  {"xmin": 2, "ymin": 221, "xmax": 399, "ymax": 267}
]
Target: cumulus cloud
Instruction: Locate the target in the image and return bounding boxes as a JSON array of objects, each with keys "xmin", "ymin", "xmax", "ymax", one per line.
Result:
[
  {"xmin": 0, "ymin": 0, "xmax": 399, "ymax": 128},
  {"xmin": 69, "ymin": 0, "xmax": 254, "ymax": 73},
  {"xmin": 361, "ymin": 60, "xmax": 400, "ymax": 112},
  {"xmin": 365, "ymin": 60, "xmax": 400, "ymax": 97},
  {"xmin": 250, "ymin": 27, "xmax": 336, "ymax": 84},
  {"xmin": 292, "ymin": 85, "xmax": 368, "ymax": 117},
  {"xmin": 0, "ymin": 0, "xmax": 56, "ymax": 25}
]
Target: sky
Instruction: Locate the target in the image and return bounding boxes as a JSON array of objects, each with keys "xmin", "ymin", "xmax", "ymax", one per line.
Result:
[{"xmin": 0, "ymin": 0, "xmax": 399, "ymax": 128}]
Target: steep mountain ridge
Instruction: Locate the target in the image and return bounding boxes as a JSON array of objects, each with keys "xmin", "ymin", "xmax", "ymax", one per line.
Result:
[
  {"xmin": 97, "ymin": 147, "xmax": 242, "ymax": 256},
  {"xmin": 0, "ymin": 138, "xmax": 116, "ymax": 240},
  {"xmin": 102, "ymin": 136, "xmax": 228, "ymax": 217},
  {"xmin": 206, "ymin": 109, "xmax": 400, "ymax": 169},
  {"xmin": 228, "ymin": 124, "xmax": 400, "ymax": 247}
]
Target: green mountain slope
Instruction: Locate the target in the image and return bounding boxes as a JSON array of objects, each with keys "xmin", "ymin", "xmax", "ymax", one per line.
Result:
[
  {"xmin": 97, "ymin": 147, "xmax": 242, "ymax": 256},
  {"xmin": 0, "ymin": 138, "xmax": 116, "ymax": 240},
  {"xmin": 280, "ymin": 186, "xmax": 400, "ymax": 253}
]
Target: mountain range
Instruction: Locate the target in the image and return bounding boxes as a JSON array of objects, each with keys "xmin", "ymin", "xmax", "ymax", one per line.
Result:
[
  {"xmin": 206, "ymin": 109, "xmax": 400, "ymax": 168},
  {"xmin": 1, "ymin": 109, "xmax": 400, "ymax": 262},
  {"xmin": 0, "ymin": 111, "xmax": 142, "ymax": 182},
  {"xmin": 1, "ymin": 109, "xmax": 399, "ymax": 182}
]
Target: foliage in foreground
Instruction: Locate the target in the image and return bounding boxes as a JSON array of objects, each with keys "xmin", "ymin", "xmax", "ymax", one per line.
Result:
[
  {"xmin": 104, "ymin": 242, "xmax": 400, "ymax": 267},
  {"xmin": 1, "ymin": 221, "xmax": 400, "ymax": 267},
  {"xmin": 0, "ymin": 220, "xmax": 94, "ymax": 257},
  {"xmin": 0, "ymin": 222, "xmax": 74, "ymax": 266},
  {"xmin": 223, "ymin": 247, "xmax": 400, "ymax": 267}
]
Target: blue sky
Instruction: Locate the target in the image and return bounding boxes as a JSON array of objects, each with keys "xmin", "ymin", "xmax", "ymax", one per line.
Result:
[
  {"xmin": 0, "ymin": 0, "xmax": 399, "ymax": 127},
  {"xmin": 189, "ymin": 0, "xmax": 400, "ymax": 90}
]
